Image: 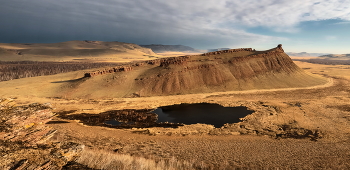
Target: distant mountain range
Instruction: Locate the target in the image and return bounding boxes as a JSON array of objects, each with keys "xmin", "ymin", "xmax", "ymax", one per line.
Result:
[
  {"xmin": 140, "ymin": 44, "xmax": 251, "ymax": 54},
  {"xmin": 318, "ymin": 54, "xmax": 350, "ymax": 60},
  {"xmin": 288, "ymin": 52, "xmax": 350, "ymax": 60},
  {"xmin": 208, "ymin": 48, "xmax": 231, "ymax": 52},
  {"xmin": 140, "ymin": 44, "xmax": 205, "ymax": 53},
  {"xmin": 286, "ymin": 52, "xmax": 330, "ymax": 57}
]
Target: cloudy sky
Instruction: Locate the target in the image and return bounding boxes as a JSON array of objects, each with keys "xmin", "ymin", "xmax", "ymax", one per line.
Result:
[{"xmin": 1, "ymin": 0, "xmax": 350, "ymax": 53}]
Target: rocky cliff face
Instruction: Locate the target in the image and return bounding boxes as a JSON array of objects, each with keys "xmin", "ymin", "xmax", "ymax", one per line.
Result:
[{"xmin": 64, "ymin": 45, "xmax": 327, "ymax": 98}]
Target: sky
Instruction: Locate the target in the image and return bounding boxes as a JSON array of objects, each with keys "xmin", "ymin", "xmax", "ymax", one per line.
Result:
[{"xmin": 1, "ymin": 0, "xmax": 350, "ymax": 53}]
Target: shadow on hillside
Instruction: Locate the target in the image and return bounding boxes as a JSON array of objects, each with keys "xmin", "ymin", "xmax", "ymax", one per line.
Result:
[
  {"xmin": 46, "ymin": 120, "xmax": 70, "ymax": 124},
  {"xmin": 51, "ymin": 77, "xmax": 88, "ymax": 83}
]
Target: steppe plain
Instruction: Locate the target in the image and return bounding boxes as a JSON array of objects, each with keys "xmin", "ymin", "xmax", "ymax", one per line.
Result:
[{"xmin": 0, "ymin": 41, "xmax": 349, "ymax": 169}]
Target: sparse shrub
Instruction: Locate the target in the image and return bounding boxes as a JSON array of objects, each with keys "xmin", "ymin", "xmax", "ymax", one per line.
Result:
[{"xmin": 0, "ymin": 61, "xmax": 119, "ymax": 81}]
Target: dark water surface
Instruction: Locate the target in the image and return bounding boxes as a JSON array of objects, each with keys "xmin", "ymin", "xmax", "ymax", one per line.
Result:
[
  {"xmin": 101, "ymin": 103, "xmax": 254, "ymax": 128},
  {"xmin": 152, "ymin": 103, "xmax": 254, "ymax": 128}
]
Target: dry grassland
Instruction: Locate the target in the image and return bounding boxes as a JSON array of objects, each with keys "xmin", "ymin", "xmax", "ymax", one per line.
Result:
[{"xmin": 76, "ymin": 148, "xmax": 199, "ymax": 170}]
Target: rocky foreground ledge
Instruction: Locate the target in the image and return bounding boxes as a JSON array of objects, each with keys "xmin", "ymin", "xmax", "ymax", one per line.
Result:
[{"xmin": 0, "ymin": 98, "xmax": 84, "ymax": 169}]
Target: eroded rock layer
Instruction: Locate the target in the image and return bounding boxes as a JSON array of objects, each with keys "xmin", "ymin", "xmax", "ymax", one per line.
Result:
[{"xmin": 62, "ymin": 45, "xmax": 328, "ymax": 98}]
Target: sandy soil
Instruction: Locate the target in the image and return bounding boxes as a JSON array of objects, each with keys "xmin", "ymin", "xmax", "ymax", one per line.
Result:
[{"xmin": 1, "ymin": 60, "xmax": 349, "ymax": 168}]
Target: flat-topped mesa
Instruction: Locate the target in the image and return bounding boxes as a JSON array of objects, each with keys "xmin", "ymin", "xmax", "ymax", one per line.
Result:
[
  {"xmin": 200, "ymin": 44, "xmax": 283, "ymax": 57},
  {"xmin": 65, "ymin": 44, "xmax": 328, "ymax": 97},
  {"xmin": 83, "ymin": 44, "xmax": 287, "ymax": 78}
]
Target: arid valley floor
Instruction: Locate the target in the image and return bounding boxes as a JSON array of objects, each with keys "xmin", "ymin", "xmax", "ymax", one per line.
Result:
[{"xmin": 0, "ymin": 42, "xmax": 349, "ymax": 169}]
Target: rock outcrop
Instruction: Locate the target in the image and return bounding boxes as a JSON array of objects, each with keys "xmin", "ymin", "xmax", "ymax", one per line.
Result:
[
  {"xmin": 83, "ymin": 56, "xmax": 190, "ymax": 77},
  {"xmin": 84, "ymin": 66, "xmax": 133, "ymax": 77},
  {"xmin": 201, "ymin": 48, "xmax": 253, "ymax": 56},
  {"xmin": 0, "ymin": 99, "xmax": 84, "ymax": 169},
  {"xmin": 62, "ymin": 44, "xmax": 328, "ymax": 98}
]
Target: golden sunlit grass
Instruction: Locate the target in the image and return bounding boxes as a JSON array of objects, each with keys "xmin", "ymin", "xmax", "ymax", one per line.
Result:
[{"xmin": 76, "ymin": 148, "xmax": 203, "ymax": 170}]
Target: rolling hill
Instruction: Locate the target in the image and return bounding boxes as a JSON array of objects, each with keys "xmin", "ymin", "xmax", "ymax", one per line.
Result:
[{"xmin": 0, "ymin": 40, "xmax": 157, "ymax": 62}]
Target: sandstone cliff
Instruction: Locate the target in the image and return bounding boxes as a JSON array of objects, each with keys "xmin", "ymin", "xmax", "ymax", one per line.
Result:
[{"xmin": 60, "ymin": 45, "xmax": 328, "ymax": 98}]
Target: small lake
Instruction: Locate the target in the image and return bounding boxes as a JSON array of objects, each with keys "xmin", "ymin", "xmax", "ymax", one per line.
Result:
[
  {"xmin": 153, "ymin": 103, "xmax": 254, "ymax": 128},
  {"xmin": 103, "ymin": 103, "xmax": 254, "ymax": 128}
]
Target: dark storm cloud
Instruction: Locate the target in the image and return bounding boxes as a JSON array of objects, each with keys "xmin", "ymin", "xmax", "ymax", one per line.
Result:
[
  {"xmin": 0, "ymin": 0, "xmax": 270, "ymax": 48},
  {"xmin": 1, "ymin": 0, "xmax": 349, "ymax": 49}
]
